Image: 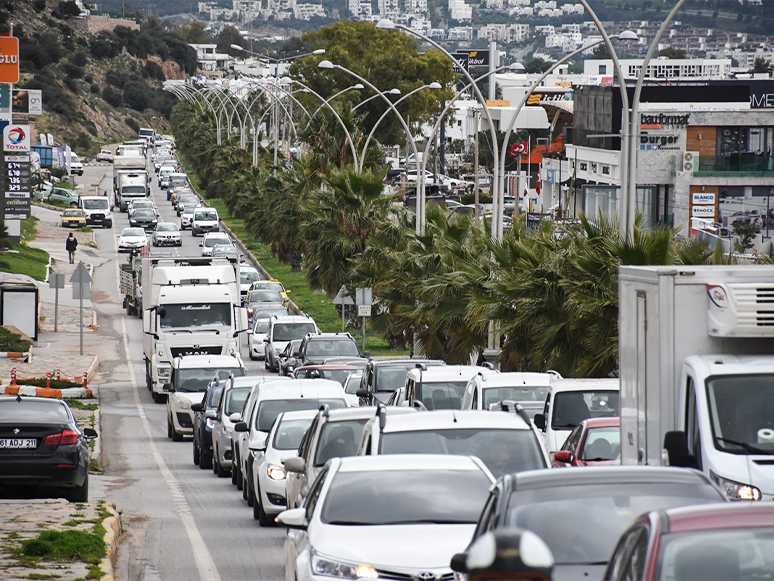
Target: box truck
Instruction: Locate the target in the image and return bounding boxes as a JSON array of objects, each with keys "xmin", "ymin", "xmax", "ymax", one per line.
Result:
[{"xmin": 619, "ymin": 265, "xmax": 774, "ymax": 501}]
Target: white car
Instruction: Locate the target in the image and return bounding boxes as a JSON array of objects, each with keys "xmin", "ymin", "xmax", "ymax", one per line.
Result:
[
  {"xmin": 277, "ymin": 454, "xmax": 495, "ymax": 581},
  {"xmin": 211, "ymin": 376, "xmax": 257, "ymax": 478},
  {"xmin": 79, "ymin": 196, "xmax": 113, "ymax": 228},
  {"xmin": 158, "ymin": 166, "xmax": 176, "ymax": 188},
  {"xmin": 247, "ymin": 316, "xmax": 271, "ymax": 360},
  {"xmin": 200, "ymin": 232, "xmax": 231, "ymax": 256},
  {"xmin": 403, "ymin": 365, "xmax": 497, "ymax": 410},
  {"xmin": 264, "ymin": 315, "xmax": 319, "ymax": 372},
  {"xmin": 251, "ymin": 409, "xmax": 316, "ymax": 524},
  {"xmin": 460, "ymin": 371, "xmax": 557, "ymax": 416},
  {"xmin": 240, "ymin": 266, "xmax": 261, "ymax": 303},
  {"xmin": 96, "ymin": 149, "xmax": 114, "ymax": 163},
  {"xmin": 152, "ymin": 222, "xmax": 182, "ymax": 247},
  {"xmin": 180, "ymin": 205, "xmax": 197, "ymax": 230},
  {"xmin": 192, "ymin": 207, "xmax": 220, "ymax": 236},
  {"xmin": 356, "ymin": 409, "xmax": 549, "ymax": 479},
  {"xmin": 117, "ymin": 227, "xmax": 148, "ymax": 253},
  {"xmin": 341, "ymin": 372, "xmax": 362, "ymax": 407},
  {"xmin": 69, "ymin": 153, "xmax": 84, "ymax": 176},
  {"xmin": 128, "ymin": 198, "xmax": 158, "ymax": 216}
]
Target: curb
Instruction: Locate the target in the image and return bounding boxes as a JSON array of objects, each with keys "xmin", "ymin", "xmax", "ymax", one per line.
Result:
[
  {"xmin": 99, "ymin": 502, "xmax": 122, "ymax": 581},
  {"xmin": 86, "ymin": 354, "xmax": 100, "ymax": 381},
  {"xmin": 3, "ymin": 385, "xmax": 94, "ymax": 398}
]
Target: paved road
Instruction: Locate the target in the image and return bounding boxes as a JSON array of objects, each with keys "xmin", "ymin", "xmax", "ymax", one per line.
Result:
[{"xmin": 86, "ymin": 162, "xmax": 286, "ymax": 581}]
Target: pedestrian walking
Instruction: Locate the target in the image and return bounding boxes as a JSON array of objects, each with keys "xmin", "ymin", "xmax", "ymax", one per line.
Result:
[{"xmin": 66, "ymin": 232, "xmax": 78, "ymax": 264}]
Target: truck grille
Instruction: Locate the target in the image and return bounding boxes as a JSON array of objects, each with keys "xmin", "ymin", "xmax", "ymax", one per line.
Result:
[{"xmin": 170, "ymin": 346, "xmax": 222, "ymax": 357}]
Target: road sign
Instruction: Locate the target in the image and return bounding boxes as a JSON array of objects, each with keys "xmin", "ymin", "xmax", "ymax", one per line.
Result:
[
  {"xmin": 49, "ymin": 273, "xmax": 65, "ymax": 289},
  {"xmin": 355, "ymin": 287, "xmax": 372, "ymax": 306},
  {"xmin": 0, "ymin": 37, "xmax": 19, "ymax": 83},
  {"xmin": 71, "ymin": 262, "xmax": 91, "ymax": 355},
  {"xmin": 70, "ymin": 262, "xmax": 92, "ymax": 284},
  {"xmin": 358, "ymin": 305, "xmax": 372, "ymax": 317}
]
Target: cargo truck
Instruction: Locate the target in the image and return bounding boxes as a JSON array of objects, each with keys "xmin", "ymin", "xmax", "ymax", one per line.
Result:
[
  {"xmin": 142, "ymin": 256, "xmax": 248, "ymax": 403},
  {"xmin": 116, "ymin": 171, "xmax": 149, "ymax": 212},
  {"xmin": 619, "ymin": 265, "xmax": 774, "ymax": 501},
  {"xmin": 113, "ymin": 154, "xmax": 146, "ymax": 191}
]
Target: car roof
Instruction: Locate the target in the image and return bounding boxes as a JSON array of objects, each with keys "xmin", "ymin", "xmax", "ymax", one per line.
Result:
[
  {"xmin": 177, "ymin": 355, "xmax": 244, "ymax": 368},
  {"xmin": 663, "ymin": 502, "xmax": 774, "ymax": 533},
  {"xmin": 548, "ymin": 378, "xmax": 620, "ymax": 393},
  {"xmin": 278, "ymin": 409, "xmax": 319, "ymax": 422},
  {"xmin": 296, "ymin": 364, "xmax": 362, "ymax": 371},
  {"xmin": 581, "ymin": 417, "xmax": 621, "ymax": 428},
  {"xmin": 308, "ymin": 333, "xmax": 354, "ymax": 341},
  {"xmin": 512, "ymin": 466, "xmax": 713, "ymax": 491},
  {"xmin": 406, "ymin": 365, "xmax": 496, "ymax": 382},
  {"xmin": 372, "ymin": 359, "xmax": 445, "ymax": 368},
  {"xmin": 223, "ymin": 375, "xmax": 265, "ymax": 389},
  {"xmin": 380, "ymin": 409, "xmax": 531, "ymax": 432},
  {"xmin": 335, "ymin": 453, "xmax": 489, "ymax": 473},
  {"xmin": 256, "ymin": 378, "xmax": 345, "ymax": 401},
  {"xmin": 475, "ymin": 372, "xmax": 554, "ymax": 389},
  {"xmin": 270, "ymin": 315, "xmax": 313, "ymax": 323}
]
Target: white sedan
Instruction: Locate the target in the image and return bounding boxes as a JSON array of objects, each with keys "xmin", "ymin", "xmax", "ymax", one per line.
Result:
[
  {"xmin": 152, "ymin": 222, "xmax": 182, "ymax": 247},
  {"xmin": 118, "ymin": 227, "xmax": 148, "ymax": 253},
  {"xmin": 96, "ymin": 149, "xmax": 114, "ymax": 163},
  {"xmin": 277, "ymin": 454, "xmax": 494, "ymax": 581}
]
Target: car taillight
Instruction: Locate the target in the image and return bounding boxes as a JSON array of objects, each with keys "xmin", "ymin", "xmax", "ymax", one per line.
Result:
[{"xmin": 44, "ymin": 430, "xmax": 79, "ymax": 446}]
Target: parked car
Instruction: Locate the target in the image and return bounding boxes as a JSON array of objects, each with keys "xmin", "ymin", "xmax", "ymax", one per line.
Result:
[
  {"xmin": 117, "ymin": 227, "xmax": 148, "ymax": 253},
  {"xmin": 44, "ymin": 187, "xmax": 80, "ymax": 206},
  {"xmin": 296, "ymin": 332, "xmax": 365, "ymax": 367},
  {"xmin": 358, "ymin": 359, "xmax": 445, "ymax": 406},
  {"xmin": 200, "ymin": 232, "xmax": 231, "ymax": 256},
  {"xmin": 0, "ymin": 396, "xmax": 97, "ymax": 502},
  {"xmin": 210, "ymin": 376, "xmax": 255, "ymax": 479},
  {"xmin": 455, "ymin": 467, "xmax": 726, "ymax": 581},
  {"xmin": 250, "ymin": 409, "xmax": 316, "ymax": 524},
  {"xmin": 263, "ymin": 314, "xmax": 319, "ymax": 372},
  {"xmin": 553, "ymin": 417, "xmax": 621, "ymax": 467},
  {"xmin": 96, "ymin": 149, "xmax": 114, "ymax": 163},
  {"xmin": 152, "ymin": 222, "xmax": 182, "ymax": 247},
  {"xmin": 190, "ymin": 380, "xmax": 224, "ymax": 470},
  {"xmin": 277, "ymin": 455, "xmax": 495, "ymax": 580},
  {"xmin": 604, "ymin": 502, "xmax": 774, "ymax": 581},
  {"xmin": 61, "ymin": 208, "xmax": 87, "ymax": 228},
  {"xmin": 358, "ymin": 409, "xmax": 549, "ymax": 478}
]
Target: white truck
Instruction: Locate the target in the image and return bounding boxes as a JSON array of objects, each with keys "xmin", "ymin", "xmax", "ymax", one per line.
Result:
[
  {"xmin": 113, "ymin": 154, "xmax": 146, "ymax": 191},
  {"xmin": 116, "ymin": 171, "xmax": 149, "ymax": 212},
  {"xmin": 619, "ymin": 265, "xmax": 774, "ymax": 501},
  {"xmin": 142, "ymin": 256, "xmax": 248, "ymax": 403}
]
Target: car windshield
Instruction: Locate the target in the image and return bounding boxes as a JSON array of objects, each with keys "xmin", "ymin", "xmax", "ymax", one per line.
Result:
[
  {"xmin": 183, "ymin": 207, "xmax": 196, "ymax": 215},
  {"xmin": 121, "ymin": 228, "xmax": 145, "ymax": 237},
  {"xmin": 482, "ymin": 386, "xmax": 550, "ymax": 409},
  {"xmin": 656, "ymin": 528, "xmax": 774, "ymax": 581},
  {"xmin": 296, "ymin": 368, "xmax": 354, "ymax": 387},
  {"xmin": 253, "ymin": 319, "xmax": 270, "ymax": 333},
  {"xmin": 321, "ymin": 469, "xmax": 491, "ymax": 525},
  {"xmin": 552, "ymin": 390, "xmax": 619, "ymax": 429},
  {"xmin": 580, "ymin": 426, "xmax": 621, "ymax": 461},
  {"xmin": 374, "ymin": 366, "xmax": 414, "ymax": 392},
  {"xmin": 82, "ymin": 199, "xmax": 109, "ymax": 209},
  {"xmin": 159, "ymin": 303, "xmax": 231, "ymax": 328},
  {"xmin": 249, "ymin": 290, "xmax": 283, "ymax": 303},
  {"xmin": 63, "ymin": 210, "xmax": 83, "ymax": 217},
  {"xmin": 419, "ymin": 381, "xmax": 468, "ymax": 409},
  {"xmin": 306, "ymin": 339, "xmax": 359, "ymax": 357},
  {"xmin": 204, "ymin": 237, "xmax": 229, "ymax": 248},
  {"xmin": 156, "ymin": 223, "xmax": 178, "ymax": 232},
  {"xmin": 122, "ymin": 186, "xmax": 146, "ymax": 194},
  {"xmin": 254, "ymin": 282, "xmax": 284, "ymax": 293},
  {"xmin": 505, "ymin": 483, "xmax": 723, "ymax": 565},
  {"xmin": 196, "ymin": 211, "xmax": 218, "ymax": 221},
  {"xmin": 314, "ymin": 418, "xmax": 369, "ymax": 466},
  {"xmin": 344, "ymin": 374, "xmax": 362, "ymax": 395},
  {"xmin": 224, "ymin": 386, "xmax": 250, "ymax": 415},
  {"xmin": 380, "ymin": 428, "xmax": 545, "ymax": 478},
  {"xmin": 273, "ymin": 417, "xmax": 314, "ymax": 450},
  {"xmin": 255, "ymin": 398, "xmax": 346, "ymax": 432},
  {"xmin": 241, "ymin": 270, "xmax": 260, "ymax": 284},
  {"xmin": 272, "ymin": 323, "xmax": 316, "ymax": 342},
  {"xmin": 706, "ymin": 374, "xmax": 774, "ymax": 455},
  {"xmin": 133, "ymin": 209, "xmax": 155, "ymax": 218},
  {"xmin": 177, "ymin": 367, "xmax": 244, "ymax": 392},
  {"xmin": 284, "ymin": 340, "xmax": 302, "ymax": 356},
  {"xmin": 0, "ymin": 400, "xmax": 70, "ymax": 422}
]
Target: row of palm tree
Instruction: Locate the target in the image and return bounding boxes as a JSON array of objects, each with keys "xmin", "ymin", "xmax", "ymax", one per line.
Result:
[{"xmin": 171, "ymin": 96, "xmax": 718, "ymax": 377}]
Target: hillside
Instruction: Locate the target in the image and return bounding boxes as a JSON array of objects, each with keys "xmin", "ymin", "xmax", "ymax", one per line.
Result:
[{"xmin": 5, "ymin": 1, "xmax": 196, "ymax": 156}]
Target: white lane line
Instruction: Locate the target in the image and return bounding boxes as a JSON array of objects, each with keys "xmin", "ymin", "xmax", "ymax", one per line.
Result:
[{"xmin": 120, "ymin": 293, "xmax": 221, "ymax": 581}]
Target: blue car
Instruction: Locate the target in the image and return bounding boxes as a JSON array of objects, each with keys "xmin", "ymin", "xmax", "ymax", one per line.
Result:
[{"xmin": 191, "ymin": 380, "xmax": 224, "ymax": 469}]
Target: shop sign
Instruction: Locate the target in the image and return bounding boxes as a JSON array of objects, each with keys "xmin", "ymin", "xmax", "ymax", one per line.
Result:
[
  {"xmin": 692, "ymin": 205, "xmax": 716, "ymax": 217},
  {"xmin": 640, "ymin": 113, "xmax": 690, "ymax": 128},
  {"xmin": 639, "ymin": 132, "xmax": 681, "ymax": 150},
  {"xmin": 457, "ymin": 49, "xmax": 489, "ymax": 67},
  {"xmin": 692, "ymin": 192, "xmax": 716, "ymax": 205}
]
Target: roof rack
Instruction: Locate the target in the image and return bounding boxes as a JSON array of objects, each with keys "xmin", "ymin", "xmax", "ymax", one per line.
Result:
[{"xmin": 495, "ymin": 399, "xmax": 532, "ymax": 425}]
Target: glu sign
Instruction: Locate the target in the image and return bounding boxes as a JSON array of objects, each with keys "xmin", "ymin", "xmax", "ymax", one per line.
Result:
[
  {"xmin": 3, "ymin": 125, "xmax": 31, "ymax": 153},
  {"xmin": 692, "ymin": 192, "xmax": 716, "ymax": 205},
  {"xmin": 0, "ymin": 37, "xmax": 19, "ymax": 84}
]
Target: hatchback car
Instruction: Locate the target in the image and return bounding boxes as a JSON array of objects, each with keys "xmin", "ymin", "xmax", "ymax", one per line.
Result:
[
  {"xmin": 461, "ymin": 371, "xmax": 557, "ymax": 416},
  {"xmin": 553, "ymin": 417, "xmax": 621, "ymax": 467},
  {"xmin": 44, "ymin": 187, "xmax": 80, "ymax": 206},
  {"xmin": 61, "ymin": 208, "xmax": 87, "ymax": 228},
  {"xmin": 264, "ymin": 315, "xmax": 319, "ymax": 372},
  {"xmin": 118, "ymin": 227, "xmax": 148, "ymax": 253},
  {"xmin": 341, "ymin": 372, "xmax": 362, "ymax": 407},
  {"xmin": 296, "ymin": 332, "xmax": 365, "ymax": 367},
  {"xmin": 456, "ymin": 467, "xmax": 726, "ymax": 581},
  {"xmin": 152, "ymin": 222, "xmax": 182, "ymax": 247},
  {"xmin": 403, "ymin": 365, "xmax": 497, "ymax": 410},
  {"xmin": 247, "ymin": 316, "xmax": 272, "ymax": 361},
  {"xmin": 0, "ymin": 396, "xmax": 97, "ymax": 502},
  {"xmin": 604, "ymin": 502, "xmax": 774, "ymax": 581},
  {"xmin": 200, "ymin": 232, "xmax": 231, "ymax": 256},
  {"xmin": 190, "ymin": 380, "xmax": 224, "ymax": 470},
  {"xmin": 246, "ymin": 289, "xmax": 287, "ymax": 321},
  {"xmin": 96, "ymin": 149, "xmax": 114, "ymax": 162},
  {"xmin": 211, "ymin": 376, "xmax": 255, "ymax": 478},
  {"xmin": 211, "ymin": 244, "xmax": 242, "ymax": 262},
  {"xmin": 240, "ymin": 266, "xmax": 261, "ymax": 303},
  {"xmin": 277, "ymin": 454, "xmax": 495, "ymax": 581}
]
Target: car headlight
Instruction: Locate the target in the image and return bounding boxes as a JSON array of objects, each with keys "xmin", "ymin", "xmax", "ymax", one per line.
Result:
[
  {"xmin": 176, "ymin": 397, "xmax": 191, "ymax": 410},
  {"xmin": 710, "ymin": 471, "xmax": 761, "ymax": 501},
  {"xmin": 311, "ymin": 550, "xmax": 378, "ymax": 579},
  {"xmin": 267, "ymin": 464, "xmax": 286, "ymax": 481},
  {"xmin": 158, "ymin": 367, "xmax": 171, "ymax": 380}
]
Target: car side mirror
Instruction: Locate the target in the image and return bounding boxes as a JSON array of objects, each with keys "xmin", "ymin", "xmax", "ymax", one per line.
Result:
[
  {"xmin": 276, "ymin": 507, "xmax": 307, "ymax": 530},
  {"xmin": 204, "ymin": 409, "xmax": 217, "ymax": 420},
  {"xmin": 234, "ymin": 421, "xmax": 248, "ymax": 432},
  {"xmin": 283, "ymin": 456, "xmax": 306, "ymax": 473},
  {"xmin": 533, "ymin": 413, "xmax": 546, "ymax": 431},
  {"xmin": 247, "ymin": 329, "xmax": 253, "ymax": 335},
  {"xmin": 249, "ymin": 436, "xmax": 267, "ymax": 452},
  {"xmin": 363, "ymin": 351, "xmax": 371, "ymax": 358},
  {"xmin": 663, "ymin": 431, "xmax": 696, "ymax": 468},
  {"xmin": 356, "ymin": 389, "xmax": 368, "ymax": 398},
  {"xmin": 82, "ymin": 428, "xmax": 98, "ymax": 439},
  {"xmin": 164, "ymin": 383, "xmax": 173, "ymax": 392},
  {"xmin": 191, "ymin": 402, "xmax": 203, "ymax": 412},
  {"xmin": 199, "ymin": 243, "xmax": 203, "ymax": 247},
  {"xmin": 450, "ymin": 553, "xmax": 468, "ymax": 574},
  {"xmin": 229, "ymin": 412, "xmax": 241, "ymax": 423},
  {"xmin": 263, "ymin": 338, "xmax": 269, "ymax": 343},
  {"xmin": 554, "ymin": 450, "xmax": 573, "ymax": 463},
  {"xmin": 292, "ymin": 351, "xmax": 300, "ymax": 357}
]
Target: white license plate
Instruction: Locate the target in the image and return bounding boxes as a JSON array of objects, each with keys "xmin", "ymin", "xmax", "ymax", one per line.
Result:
[{"xmin": 0, "ymin": 438, "xmax": 37, "ymax": 449}]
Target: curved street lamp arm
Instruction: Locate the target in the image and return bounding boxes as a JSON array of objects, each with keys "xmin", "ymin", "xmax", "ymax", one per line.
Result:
[{"xmin": 310, "ymin": 85, "xmax": 364, "ymax": 120}]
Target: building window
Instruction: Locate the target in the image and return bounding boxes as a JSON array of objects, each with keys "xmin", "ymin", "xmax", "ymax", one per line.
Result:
[
  {"xmin": 579, "ymin": 162, "xmax": 588, "ymax": 171},
  {"xmin": 602, "ymin": 165, "xmax": 610, "ymax": 175},
  {"xmin": 591, "ymin": 163, "xmax": 598, "ymax": 173},
  {"xmin": 598, "ymin": 64, "xmax": 607, "ymax": 75}
]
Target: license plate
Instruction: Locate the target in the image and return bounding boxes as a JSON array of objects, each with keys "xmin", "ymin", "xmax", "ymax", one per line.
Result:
[{"xmin": 0, "ymin": 438, "xmax": 37, "ymax": 449}]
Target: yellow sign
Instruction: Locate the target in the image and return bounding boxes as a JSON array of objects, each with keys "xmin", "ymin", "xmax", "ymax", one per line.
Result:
[
  {"xmin": 527, "ymin": 94, "xmax": 542, "ymax": 105},
  {"xmin": 486, "ymin": 100, "xmax": 511, "ymax": 107}
]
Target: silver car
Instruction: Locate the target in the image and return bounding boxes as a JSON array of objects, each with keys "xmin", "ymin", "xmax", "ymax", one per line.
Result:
[
  {"xmin": 211, "ymin": 376, "xmax": 256, "ymax": 478},
  {"xmin": 152, "ymin": 222, "xmax": 182, "ymax": 247}
]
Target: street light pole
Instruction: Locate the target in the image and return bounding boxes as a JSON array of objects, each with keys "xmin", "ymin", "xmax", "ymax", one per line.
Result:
[
  {"xmin": 310, "ymin": 83, "xmax": 365, "ymax": 119},
  {"xmin": 353, "ymin": 89, "xmax": 401, "ymax": 111}
]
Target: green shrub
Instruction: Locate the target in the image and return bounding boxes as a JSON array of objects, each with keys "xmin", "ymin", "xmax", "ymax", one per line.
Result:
[
  {"xmin": 17, "ymin": 378, "xmax": 80, "ymax": 388},
  {"xmin": 144, "ymin": 60, "xmax": 165, "ymax": 81},
  {"xmin": 73, "ymin": 132, "xmax": 92, "ymax": 151},
  {"xmin": 0, "ymin": 327, "xmax": 32, "ymax": 352},
  {"xmin": 102, "ymin": 85, "xmax": 123, "ymax": 107},
  {"xmin": 125, "ymin": 117, "xmax": 140, "ymax": 132},
  {"xmin": 123, "ymin": 81, "xmax": 150, "ymax": 111},
  {"xmin": 63, "ymin": 63, "xmax": 84, "ymax": 79},
  {"xmin": 33, "ymin": 0, "xmax": 46, "ymax": 10},
  {"xmin": 71, "ymin": 51, "xmax": 88, "ymax": 67},
  {"xmin": 90, "ymin": 83, "xmax": 100, "ymax": 94},
  {"xmin": 22, "ymin": 530, "xmax": 105, "ymax": 564},
  {"xmin": 63, "ymin": 76, "xmax": 79, "ymax": 94},
  {"xmin": 105, "ymin": 68, "xmax": 127, "ymax": 88}
]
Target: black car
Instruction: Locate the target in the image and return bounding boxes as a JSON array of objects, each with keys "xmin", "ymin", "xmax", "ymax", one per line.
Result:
[
  {"xmin": 296, "ymin": 332, "xmax": 366, "ymax": 367},
  {"xmin": 0, "ymin": 396, "xmax": 97, "ymax": 502},
  {"xmin": 129, "ymin": 208, "xmax": 158, "ymax": 231},
  {"xmin": 190, "ymin": 380, "xmax": 224, "ymax": 470},
  {"xmin": 452, "ymin": 467, "xmax": 726, "ymax": 581},
  {"xmin": 358, "ymin": 358, "xmax": 445, "ymax": 405}
]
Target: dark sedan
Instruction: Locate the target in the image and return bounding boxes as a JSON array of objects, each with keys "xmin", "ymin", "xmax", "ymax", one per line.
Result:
[
  {"xmin": 190, "ymin": 381, "xmax": 224, "ymax": 470},
  {"xmin": 129, "ymin": 208, "xmax": 158, "ymax": 231},
  {"xmin": 452, "ymin": 467, "xmax": 726, "ymax": 581},
  {"xmin": 0, "ymin": 396, "xmax": 97, "ymax": 502}
]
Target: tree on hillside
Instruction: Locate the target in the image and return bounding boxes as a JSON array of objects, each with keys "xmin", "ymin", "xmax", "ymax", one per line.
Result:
[
  {"xmin": 178, "ymin": 20, "xmax": 211, "ymax": 44},
  {"xmin": 592, "ymin": 43, "xmax": 611, "ymax": 59},
  {"xmin": 217, "ymin": 26, "xmax": 247, "ymax": 57},
  {"xmin": 524, "ymin": 57, "xmax": 552, "ymax": 73},
  {"xmin": 658, "ymin": 47, "xmax": 687, "ymax": 59},
  {"xmin": 750, "ymin": 57, "xmax": 773, "ymax": 74},
  {"xmin": 289, "ymin": 21, "xmax": 455, "ymax": 149}
]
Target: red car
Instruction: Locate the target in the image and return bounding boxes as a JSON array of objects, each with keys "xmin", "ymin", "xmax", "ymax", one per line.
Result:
[
  {"xmin": 292, "ymin": 364, "xmax": 361, "ymax": 388},
  {"xmin": 553, "ymin": 417, "xmax": 620, "ymax": 467},
  {"xmin": 604, "ymin": 502, "xmax": 774, "ymax": 581}
]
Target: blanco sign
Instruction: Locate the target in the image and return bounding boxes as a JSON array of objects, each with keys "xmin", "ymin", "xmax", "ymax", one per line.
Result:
[
  {"xmin": 692, "ymin": 205, "xmax": 716, "ymax": 217},
  {"xmin": 692, "ymin": 192, "xmax": 716, "ymax": 205}
]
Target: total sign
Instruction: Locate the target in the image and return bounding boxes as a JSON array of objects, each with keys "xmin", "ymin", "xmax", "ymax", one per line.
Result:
[{"xmin": 3, "ymin": 124, "xmax": 30, "ymax": 153}]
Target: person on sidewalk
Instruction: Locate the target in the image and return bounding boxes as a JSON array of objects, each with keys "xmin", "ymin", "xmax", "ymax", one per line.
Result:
[{"xmin": 66, "ymin": 232, "xmax": 78, "ymax": 264}]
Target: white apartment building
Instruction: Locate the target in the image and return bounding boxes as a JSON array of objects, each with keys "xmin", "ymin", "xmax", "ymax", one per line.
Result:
[
  {"xmin": 508, "ymin": 0, "xmax": 530, "ymax": 5},
  {"xmin": 449, "ymin": 0, "xmax": 473, "ymax": 21},
  {"xmin": 448, "ymin": 26, "xmax": 474, "ymax": 41},
  {"xmin": 534, "ymin": 25, "xmax": 555, "ymax": 35},
  {"xmin": 405, "ymin": 0, "xmax": 429, "ymax": 12},
  {"xmin": 509, "ymin": 6, "xmax": 533, "ymax": 16},
  {"xmin": 293, "ymin": 2, "xmax": 326, "ymax": 19},
  {"xmin": 562, "ymin": 3, "xmax": 584, "ymax": 14},
  {"xmin": 378, "ymin": 0, "xmax": 400, "ymax": 17},
  {"xmin": 509, "ymin": 23, "xmax": 529, "ymax": 43},
  {"xmin": 484, "ymin": 0, "xmax": 505, "ymax": 8},
  {"xmin": 584, "ymin": 58, "xmax": 734, "ymax": 81},
  {"xmin": 429, "ymin": 28, "xmax": 447, "ymax": 39}
]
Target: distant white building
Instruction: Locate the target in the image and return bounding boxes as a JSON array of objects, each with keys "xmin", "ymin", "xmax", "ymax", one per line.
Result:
[
  {"xmin": 293, "ymin": 2, "xmax": 325, "ymax": 19},
  {"xmin": 429, "ymin": 28, "xmax": 447, "ymax": 39},
  {"xmin": 378, "ymin": 0, "xmax": 400, "ymax": 17},
  {"xmin": 585, "ymin": 57, "xmax": 733, "ymax": 80},
  {"xmin": 448, "ymin": 26, "xmax": 474, "ymax": 41},
  {"xmin": 509, "ymin": 23, "xmax": 530, "ymax": 43},
  {"xmin": 449, "ymin": 0, "xmax": 473, "ymax": 21},
  {"xmin": 484, "ymin": 0, "xmax": 505, "ymax": 8},
  {"xmin": 508, "ymin": 6, "xmax": 533, "ymax": 16},
  {"xmin": 189, "ymin": 44, "xmax": 231, "ymax": 71},
  {"xmin": 406, "ymin": 0, "xmax": 429, "ymax": 11},
  {"xmin": 561, "ymin": 3, "xmax": 584, "ymax": 14},
  {"xmin": 534, "ymin": 25, "xmax": 555, "ymax": 35}
]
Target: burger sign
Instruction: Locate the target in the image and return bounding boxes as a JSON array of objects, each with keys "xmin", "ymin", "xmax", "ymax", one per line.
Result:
[{"xmin": 3, "ymin": 124, "xmax": 30, "ymax": 153}]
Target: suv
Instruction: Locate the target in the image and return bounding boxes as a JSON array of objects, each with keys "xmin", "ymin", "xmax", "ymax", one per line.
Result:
[
  {"xmin": 403, "ymin": 365, "xmax": 497, "ymax": 410},
  {"xmin": 79, "ymin": 196, "xmax": 113, "ymax": 228},
  {"xmin": 461, "ymin": 371, "xmax": 557, "ymax": 415},
  {"xmin": 283, "ymin": 405, "xmax": 415, "ymax": 510},
  {"xmin": 358, "ymin": 359, "xmax": 446, "ymax": 406},
  {"xmin": 296, "ymin": 332, "xmax": 364, "ymax": 367},
  {"xmin": 264, "ymin": 315, "xmax": 319, "ymax": 372},
  {"xmin": 192, "ymin": 207, "xmax": 220, "ymax": 236},
  {"xmin": 200, "ymin": 232, "xmax": 231, "ymax": 256}
]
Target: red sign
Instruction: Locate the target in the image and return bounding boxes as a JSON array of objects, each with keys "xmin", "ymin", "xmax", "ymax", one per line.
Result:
[{"xmin": 0, "ymin": 37, "xmax": 19, "ymax": 83}]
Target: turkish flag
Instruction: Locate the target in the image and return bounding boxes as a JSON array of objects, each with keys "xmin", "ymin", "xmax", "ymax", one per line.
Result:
[{"xmin": 509, "ymin": 140, "xmax": 529, "ymax": 157}]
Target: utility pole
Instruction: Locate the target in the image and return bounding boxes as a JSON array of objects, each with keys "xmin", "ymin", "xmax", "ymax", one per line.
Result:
[{"xmin": 474, "ymin": 108, "xmax": 480, "ymax": 223}]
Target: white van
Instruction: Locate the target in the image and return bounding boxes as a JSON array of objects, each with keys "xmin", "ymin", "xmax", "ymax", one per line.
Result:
[
  {"xmin": 192, "ymin": 207, "xmax": 220, "ymax": 236},
  {"xmin": 533, "ymin": 378, "xmax": 620, "ymax": 456},
  {"xmin": 79, "ymin": 196, "xmax": 113, "ymax": 228},
  {"xmin": 69, "ymin": 153, "xmax": 83, "ymax": 176}
]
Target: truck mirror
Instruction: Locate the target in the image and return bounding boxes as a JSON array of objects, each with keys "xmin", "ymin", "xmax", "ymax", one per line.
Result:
[
  {"xmin": 143, "ymin": 313, "xmax": 151, "ymax": 334},
  {"xmin": 356, "ymin": 389, "xmax": 368, "ymax": 398},
  {"xmin": 163, "ymin": 383, "xmax": 172, "ymax": 392},
  {"xmin": 663, "ymin": 431, "xmax": 696, "ymax": 468},
  {"xmin": 533, "ymin": 413, "xmax": 546, "ymax": 431}
]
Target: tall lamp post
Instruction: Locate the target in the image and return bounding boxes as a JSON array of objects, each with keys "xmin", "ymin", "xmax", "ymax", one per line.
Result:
[
  {"xmin": 353, "ymin": 88, "xmax": 401, "ymax": 111},
  {"xmin": 310, "ymin": 83, "xmax": 365, "ymax": 119}
]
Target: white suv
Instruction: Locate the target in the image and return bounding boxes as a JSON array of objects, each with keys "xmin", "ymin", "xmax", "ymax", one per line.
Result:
[
  {"xmin": 200, "ymin": 232, "xmax": 231, "ymax": 256},
  {"xmin": 192, "ymin": 207, "xmax": 219, "ymax": 236},
  {"xmin": 264, "ymin": 315, "xmax": 319, "ymax": 372}
]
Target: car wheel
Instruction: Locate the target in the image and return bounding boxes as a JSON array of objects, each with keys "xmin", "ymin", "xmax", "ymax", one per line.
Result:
[
  {"xmin": 167, "ymin": 416, "xmax": 174, "ymax": 439},
  {"xmin": 69, "ymin": 475, "xmax": 89, "ymax": 503},
  {"xmin": 193, "ymin": 439, "xmax": 200, "ymax": 465},
  {"xmin": 249, "ymin": 352, "xmax": 256, "ymax": 361},
  {"xmin": 236, "ymin": 464, "xmax": 243, "ymax": 491},
  {"xmin": 254, "ymin": 487, "xmax": 272, "ymax": 526},
  {"xmin": 231, "ymin": 460, "xmax": 238, "ymax": 485},
  {"xmin": 212, "ymin": 454, "xmax": 219, "ymax": 475},
  {"xmin": 146, "ymin": 372, "xmax": 152, "ymax": 392},
  {"xmin": 152, "ymin": 391, "xmax": 165, "ymax": 404},
  {"xmin": 246, "ymin": 479, "xmax": 255, "ymax": 507},
  {"xmin": 200, "ymin": 451, "xmax": 213, "ymax": 470}
]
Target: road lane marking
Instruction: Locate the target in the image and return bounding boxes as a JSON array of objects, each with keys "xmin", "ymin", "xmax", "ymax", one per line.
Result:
[{"xmin": 121, "ymin": 303, "xmax": 221, "ymax": 581}]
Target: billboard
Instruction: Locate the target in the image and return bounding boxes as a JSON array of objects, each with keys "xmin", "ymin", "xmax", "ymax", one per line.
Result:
[
  {"xmin": 0, "ymin": 37, "xmax": 19, "ymax": 83},
  {"xmin": 456, "ymin": 49, "xmax": 490, "ymax": 67},
  {"xmin": 11, "ymin": 90, "xmax": 43, "ymax": 115},
  {"xmin": 3, "ymin": 125, "xmax": 31, "ymax": 153}
]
